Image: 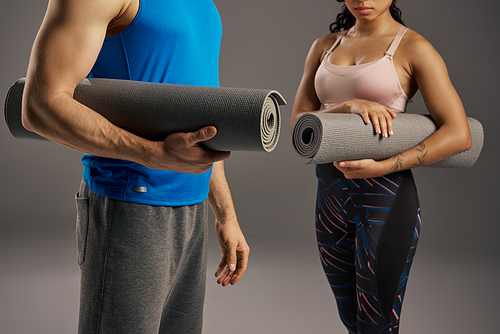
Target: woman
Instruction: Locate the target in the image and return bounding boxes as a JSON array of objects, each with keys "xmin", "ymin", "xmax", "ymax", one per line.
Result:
[{"xmin": 291, "ymin": 1, "xmax": 471, "ymax": 333}]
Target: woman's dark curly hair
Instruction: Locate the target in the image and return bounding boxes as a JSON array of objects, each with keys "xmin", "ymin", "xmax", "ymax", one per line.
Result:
[{"xmin": 330, "ymin": 0, "xmax": 404, "ymax": 32}]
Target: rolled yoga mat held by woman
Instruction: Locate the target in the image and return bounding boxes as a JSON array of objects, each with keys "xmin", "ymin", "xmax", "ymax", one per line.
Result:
[{"xmin": 290, "ymin": 0, "xmax": 471, "ymax": 333}]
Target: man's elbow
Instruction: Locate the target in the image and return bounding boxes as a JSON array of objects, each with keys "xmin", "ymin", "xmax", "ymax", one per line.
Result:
[
  {"xmin": 21, "ymin": 93, "xmax": 46, "ymax": 134},
  {"xmin": 22, "ymin": 102, "xmax": 36, "ymax": 133}
]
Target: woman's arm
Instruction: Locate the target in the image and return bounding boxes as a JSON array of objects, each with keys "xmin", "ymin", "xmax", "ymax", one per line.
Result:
[
  {"xmin": 290, "ymin": 37, "xmax": 324, "ymax": 131},
  {"xmin": 336, "ymin": 31, "xmax": 472, "ymax": 179}
]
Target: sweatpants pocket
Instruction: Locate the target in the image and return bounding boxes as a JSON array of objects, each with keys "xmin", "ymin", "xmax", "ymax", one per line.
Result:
[{"xmin": 75, "ymin": 191, "xmax": 90, "ymax": 266}]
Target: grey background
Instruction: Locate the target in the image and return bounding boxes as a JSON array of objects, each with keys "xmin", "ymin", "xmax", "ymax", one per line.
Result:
[{"xmin": 1, "ymin": 0, "xmax": 498, "ymax": 333}]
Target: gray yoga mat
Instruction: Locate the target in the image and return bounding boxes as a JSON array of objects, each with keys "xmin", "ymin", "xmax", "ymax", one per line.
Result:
[
  {"xmin": 292, "ymin": 113, "xmax": 483, "ymax": 168},
  {"xmin": 5, "ymin": 77, "xmax": 286, "ymax": 152}
]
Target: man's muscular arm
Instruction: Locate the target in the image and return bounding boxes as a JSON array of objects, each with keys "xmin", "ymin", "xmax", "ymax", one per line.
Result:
[{"xmin": 22, "ymin": 0, "xmax": 229, "ymax": 173}]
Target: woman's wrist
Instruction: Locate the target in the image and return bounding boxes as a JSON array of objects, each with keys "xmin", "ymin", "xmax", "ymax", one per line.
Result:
[
  {"xmin": 375, "ymin": 158, "xmax": 394, "ymax": 176},
  {"xmin": 342, "ymin": 100, "xmax": 352, "ymax": 113}
]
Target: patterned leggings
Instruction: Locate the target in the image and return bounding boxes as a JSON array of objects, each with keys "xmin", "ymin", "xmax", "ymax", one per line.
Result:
[{"xmin": 315, "ymin": 166, "xmax": 421, "ymax": 334}]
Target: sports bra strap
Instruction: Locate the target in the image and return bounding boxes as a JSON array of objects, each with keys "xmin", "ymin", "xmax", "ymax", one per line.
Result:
[
  {"xmin": 325, "ymin": 30, "xmax": 349, "ymax": 55},
  {"xmin": 385, "ymin": 26, "xmax": 409, "ymax": 58},
  {"xmin": 325, "ymin": 26, "xmax": 408, "ymax": 58}
]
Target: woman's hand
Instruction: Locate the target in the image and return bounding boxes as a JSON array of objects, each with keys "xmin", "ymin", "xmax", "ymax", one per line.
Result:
[
  {"xmin": 343, "ymin": 99, "xmax": 397, "ymax": 138},
  {"xmin": 334, "ymin": 159, "xmax": 391, "ymax": 179}
]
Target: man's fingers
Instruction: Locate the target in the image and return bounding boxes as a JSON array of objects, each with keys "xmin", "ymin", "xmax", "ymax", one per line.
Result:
[
  {"xmin": 216, "ymin": 267, "xmax": 230, "ymax": 284},
  {"xmin": 221, "ymin": 271, "xmax": 235, "ymax": 287},
  {"xmin": 188, "ymin": 126, "xmax": 231, "ymax": 162},
  {"xmin": 190, "ymin": 126, "xmax": 217, "ymax": 144},
  {"xmin": 218, "ymin": 244, "xmax": 237, "ymax": 286},
  {"xmin": 215, "ymin": 246, "xmax": 249, "ymax": 286},
  {"xmin": 230, "ymin": 256, "xmax": 248, "ymax": 285},
  {"xmin": 215, "ymin": 255, "xmax": 227, "ymax": 277},
  {"xmin": 227, "ymin": 246, "xmax": 237, "ymax": 273},
  {"xmin": 215, "ymin": 251, "xmax": 233, "ymax": 286},
  {"xmin": 216, "ymin": 265, "xmax": 236, "ymax": 286}
]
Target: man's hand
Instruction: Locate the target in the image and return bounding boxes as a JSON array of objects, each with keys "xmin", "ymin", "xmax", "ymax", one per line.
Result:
[
  {"xmin": 214, "ymin": 217, "xmax": 250, "ymax": 287},
  {"xmin": 145, "ymin": 126, "xmax": 230, "ymax": 173}
]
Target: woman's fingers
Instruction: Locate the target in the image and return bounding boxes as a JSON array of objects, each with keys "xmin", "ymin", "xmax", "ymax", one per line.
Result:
[
  {"xmin": 379, "ymin": 112, "xmax": 390, "ymax": 137},
  {"xmin": 370, "ymin": 113, "xmax": 382, "ymax": 135},
  {"xmin": 367, "ymin": 108, "xmax": 395, "ymax": 137},
  {"xmin": 349, "ymin": 100, "xmax": 396, "ymax": 137}
]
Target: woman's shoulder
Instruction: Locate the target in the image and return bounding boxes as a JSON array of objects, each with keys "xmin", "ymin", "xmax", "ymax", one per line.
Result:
[
  {"xmin": 314, "ymin": 31, "xmax": 344, "ymax": 47},
  {"xmin": 399, "ymin": 28, "xmax": 439, "ymax": 58},
  {"xmin": 310, "ymin": 31, "xmax": 345, "ymax": 57},
  {"xmin": 397, "ymin": 27, "xmax": 447, "ymax": 76}
]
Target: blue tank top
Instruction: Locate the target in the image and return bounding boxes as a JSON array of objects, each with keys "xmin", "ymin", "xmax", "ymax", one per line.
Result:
[{"xmin": 83, "ymin": 0, "xmax": 222, "ymax": 206}]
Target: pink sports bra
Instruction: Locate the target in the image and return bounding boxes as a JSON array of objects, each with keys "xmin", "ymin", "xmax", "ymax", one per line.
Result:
[{"xmin": 315, "ymin": 26, "xmax": 409, "ymax": 113}]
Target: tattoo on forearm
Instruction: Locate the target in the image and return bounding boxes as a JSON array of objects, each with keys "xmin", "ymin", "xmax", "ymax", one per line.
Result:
[
  {"xmin": 390, "ymin": 141, "xmax": 428, "ymax": 172},
  {"xmin": 390, "ymin": 154, "xmax": 404, "ymax": 172},
  {"xmin": 411, "ymin": 141, "xmax": 428, "ymax": 168}
]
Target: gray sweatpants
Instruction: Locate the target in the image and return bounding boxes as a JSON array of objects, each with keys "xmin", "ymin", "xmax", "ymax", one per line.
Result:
[{"xmin": 75, "ymin": 180, "xmax": 208, "ymax": 334}]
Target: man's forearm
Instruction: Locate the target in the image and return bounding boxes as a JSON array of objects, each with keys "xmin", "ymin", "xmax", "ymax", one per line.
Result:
[
  {"xmin": 208, "ymin": 161, "xmax": 237, "ymax": 222},
  {"xmin": 23, "ymin": 84, "xmax": 157, "ymax": 165}
]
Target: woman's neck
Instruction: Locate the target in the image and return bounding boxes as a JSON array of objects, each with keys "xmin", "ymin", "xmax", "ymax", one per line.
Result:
[{"xmin": 349, "ymin": 12, "xmax": 399, "ymax": 37}]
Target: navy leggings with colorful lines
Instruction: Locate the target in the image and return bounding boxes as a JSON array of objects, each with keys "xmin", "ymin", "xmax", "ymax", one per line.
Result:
[{"xmin": 315, "ymin": 165, "xmax": 421, "ymax": 334}]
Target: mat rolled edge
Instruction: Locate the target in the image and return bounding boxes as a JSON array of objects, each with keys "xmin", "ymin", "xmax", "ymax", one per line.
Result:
[
  {"xmin": 292, "ymin": 113, "xmax": 483, "ymax": 168},
  {"xmin": 4, "ymin": 78, "xmax": 46, "ymax": 141},
  {"xmin": 4, "ymin": 77, "xmax": 286, "ymax": 152}
]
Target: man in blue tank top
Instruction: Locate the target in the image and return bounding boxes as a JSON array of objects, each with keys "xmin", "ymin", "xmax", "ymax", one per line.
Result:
[{"xmin": 22, "ymin": 0, "xmax": 250, "ymax": 333}]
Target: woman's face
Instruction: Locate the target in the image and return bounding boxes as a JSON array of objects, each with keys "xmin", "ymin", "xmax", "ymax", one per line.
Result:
[{"xmin": 343, "ymin": 0, "xmax": 393, "ymax": 22}]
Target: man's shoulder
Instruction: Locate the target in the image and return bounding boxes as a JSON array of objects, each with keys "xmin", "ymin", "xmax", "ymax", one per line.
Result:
[{"xmin": 47, "ymin": 0, "xmax": 134, "ymax": 25}]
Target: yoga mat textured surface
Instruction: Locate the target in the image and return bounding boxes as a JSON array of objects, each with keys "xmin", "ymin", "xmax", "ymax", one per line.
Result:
[
  {"xmin": 5, "ymin": 77, "xmax": 286, "ymax": 152},
  {"xmin": 292, "ymin": 113, "xmax": 483, "ymax": 168}
]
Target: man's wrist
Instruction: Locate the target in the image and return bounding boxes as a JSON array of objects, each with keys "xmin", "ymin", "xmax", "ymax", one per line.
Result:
[
  {"xmin": 128, "ymin": 138, "xmax": 164, "ymax": 169},
  {"xmin": 214, "ymin": 213, "xmax": 238, "ymax": 226}
]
